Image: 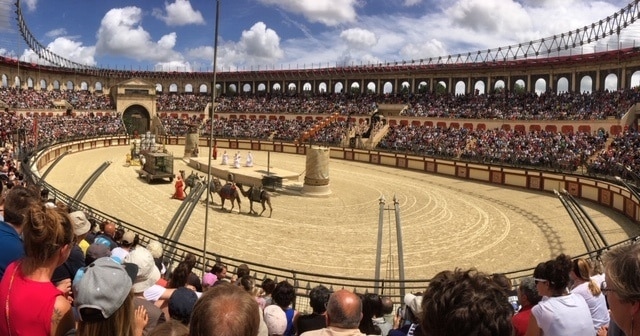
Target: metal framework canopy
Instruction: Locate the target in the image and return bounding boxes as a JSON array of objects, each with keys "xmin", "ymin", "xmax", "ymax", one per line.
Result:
[{"xmin": 10, "ymin": 0, "xmax": 640, "ymax": 69}]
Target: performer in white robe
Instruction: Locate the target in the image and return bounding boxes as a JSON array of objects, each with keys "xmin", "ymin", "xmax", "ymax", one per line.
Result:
[
  {"xmin": 245, "ymin": 151, "xmax": 254, "ymax": 167},
  {"xmin": 233, "ymin": 151, "xmax": 241, "ymax": 168},
  {"xmin": 221, "ymin": 150, "xmax": 229, "ymax": 165}
]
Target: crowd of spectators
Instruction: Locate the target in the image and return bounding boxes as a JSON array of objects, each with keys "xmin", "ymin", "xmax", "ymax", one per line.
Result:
[
  {"xmin": 0, "ymin": 87, "xmax": 114, "ymax": 110},
  {"xmin": 3, "ymin": 85, "xmax": 640, "ymax": 177},
  {"xmin": 378, "ymin": 125, "xmax": 609, "ymax": 170},
  {"xmin": 0, "ymin": 111, "xmax": 125, "ymax": 154},
  {"xmin": 402, "ymin": 89, "xmax": 639, "ymax": 120},
  {"xmin": 586, "ymin": 129, "xmax": 640, "ymax": 178},
  {"xmin": 3, "ymin": 86, "xmax": 638, "ymax": 121}
]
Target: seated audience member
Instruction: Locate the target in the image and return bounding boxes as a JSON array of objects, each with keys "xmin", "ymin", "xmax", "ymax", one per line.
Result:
[
  {"xmin": 170, "ymin": 253, "xmax": 202, "ymax": 292},
  {"xmin": 168, "ymin": 287, "xmax": 198, "ymax": 326},
  {"xmin": 0, "ymin": 203, "xmax": 75, "ymax": 336},
  {"xmin": 125, "ymin": 247, "xmax": 176, "ymax": 303},
  {"xmin": 301, "ymin": 289, "xmax": 365, "ymax": 336},
  {"xmin": 273, "ymin": 280, "xmax": 298, "ymax": 336},
  {"xmin": 52, "ymin": 210, "xmax": 91, "ymax": 284},
  {"xmin": 359, "ymin": 293, "xmax": 384, "ymax": 335},
  {"xmin": 111, "ymin": 230, "xmax": 137, "ymax": 261},
  {"xmin": 85, "ymin": 242, "xmax": 112, "ymax": 265},
  {"xmin": 526, "ymin": 254, "xmax": 593, "ymax": 335},
  {"xmin": 70, "ymin": 210, "xmax": 92, "ymax": 255},
  {"xmin": 367, "ymin": 293, "xmax": 392, "ymax": 336},
  {"xmin": 83, "ymin": 218, "xmax": 99, "ymax": 245},
  {"xmin": 93, "ymin": 220, "xmax": 118, "ymax": 250},
  {"xmin": 602, "ymin": 243, "xmax": 640, "ymax": 336},
  {"xmin": 201, "ymin": 272, "xmax": 217, "ymax": 291},
  {"xmin": 233, "ymin": 263, "xmax": 251, "ymax": 284},
  {"xmin": 73, "ymin": 257, "xmax": 147, "ymax": 336},
  {"xmin": 210, "ymin": 262, "xmax": 228, "ymax": 285},
  {"xmin": 492, "ymin": 273, "xmax": 519, "ymax": 311},
  {"xmin": 296, "ymin": 285, "xmax": 331, "ymax": 335},
  {"xmin": 389, "ymin": 293, "xmax": 422, "ymax": 336},
  {"xmin": 512, "ymin": 277, "xmax": 542, "ymax": 336},
  {"xmin": 261, "ymin": 278, "xmax": 276, "ymax": 306},
  {"xmin": 146, "ymin": 240, "xmax": 168, "ymax": 284},
  {"xmin": 265, "ymin": 304, "xmax": 288, "ymax": 336},
  {"xmin": 240, "ymin": 274, "xmax": 267, "ymax": 309},
  {"xmin": 190, "ymin": 283, "xmax": 261, "ymax": 336},
  {"xmin": 569, "ymin": 258, "xmax": 610, "ymax": 331},
  {"xmin": 148, "ymin": 319, "xmax": 189, "ymax": 336},
  {"xmin": 0, "ymin": 185, "xmax": 40, "ymax": 279},
  {"xmin": 420, "ymin": 269, "xmax": 513, "ymax": 336},
  {"xmin": 381, "ymin": 296, "xmax": 394, "ymax": 326}
]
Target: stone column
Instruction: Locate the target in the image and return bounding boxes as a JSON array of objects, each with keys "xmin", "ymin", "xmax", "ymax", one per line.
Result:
[{"xmin": 302, "ymin": 146, "xmax": 331, "ymax": 196}]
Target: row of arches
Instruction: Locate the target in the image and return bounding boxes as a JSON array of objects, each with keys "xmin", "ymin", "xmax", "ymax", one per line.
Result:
[{"xmin": 1, "ymin": 69, "xmax": 640, "ymax": 96}]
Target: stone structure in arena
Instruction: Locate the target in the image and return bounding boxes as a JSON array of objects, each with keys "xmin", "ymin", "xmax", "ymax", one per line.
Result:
[{"xmin": 302, "ymin": 146, "xmax": 331, "ymax": 196}]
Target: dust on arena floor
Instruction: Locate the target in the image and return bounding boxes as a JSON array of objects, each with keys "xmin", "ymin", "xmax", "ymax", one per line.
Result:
[{"xmin": 43, "ymin": 145, "xmax": 639, "ymax": 280}]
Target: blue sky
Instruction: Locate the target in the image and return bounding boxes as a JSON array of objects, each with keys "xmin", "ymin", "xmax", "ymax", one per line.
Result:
[{"xmin": 4, "ymin": 0, "xmax": 639, "ymax": 72}]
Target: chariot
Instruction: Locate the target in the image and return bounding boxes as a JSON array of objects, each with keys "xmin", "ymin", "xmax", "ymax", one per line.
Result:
[{"xmin": 136, "ymin": 152, "xmax": 174, "ymax": 183}]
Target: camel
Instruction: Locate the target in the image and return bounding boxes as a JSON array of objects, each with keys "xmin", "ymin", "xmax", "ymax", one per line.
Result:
[
  {"xmin": 238, "ymin": 183, "xmax": 272, "ymax": 217},
  {"xmin": 181, "ymin": 170, "xmax": 202, "ymax": 195},
  {"xmin": 209, "ymin": 177, "xmax": 242, "ymax": 213}
]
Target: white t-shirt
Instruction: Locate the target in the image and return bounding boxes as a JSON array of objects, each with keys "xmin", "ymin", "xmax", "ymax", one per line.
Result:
[
  {"xmin": 143, "ymin": 285, "xmax": 202, "ymax": 302},
  {"xmin": 531, "ymin": 293, "xmax": 594, "ymax": 336},
  {"xmin": 143, "ymin": 284, "xmax": 167, "ymax": 302},
  {"xmin": 571, "ymin": 282, "xmax": 610, "ymax": 329}
]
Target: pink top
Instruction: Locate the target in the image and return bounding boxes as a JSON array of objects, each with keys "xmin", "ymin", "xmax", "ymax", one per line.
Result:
[{"xmin": 0, "ymin": 261, "xmax": 64, "ymax": 336}]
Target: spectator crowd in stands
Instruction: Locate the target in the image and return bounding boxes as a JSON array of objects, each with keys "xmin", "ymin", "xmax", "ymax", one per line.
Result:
[
  {"xmin": 3, "ymin": 85, "xmax": 640, "ymax": 180},
  {"xmin": 3, "ymin": 87, "xmax": 638, "ymax": 120}
]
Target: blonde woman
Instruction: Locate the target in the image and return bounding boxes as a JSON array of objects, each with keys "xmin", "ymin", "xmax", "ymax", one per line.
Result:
[
  {"xmin": 569, "ymin": 258, "xmax": 609, "ymax": 332},
  {"xmin": 0, "ymin": 204, "xmax": 75, "ymax": 336}
]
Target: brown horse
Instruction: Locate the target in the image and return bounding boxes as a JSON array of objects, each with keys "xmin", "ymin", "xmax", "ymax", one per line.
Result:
[
  {"xmin": 210, "ymin": 177, "xmax": 242, "ymax": 213},
  {"xmin": 238, "ymin": 183, "xmax": 272, "ymax": 217}
]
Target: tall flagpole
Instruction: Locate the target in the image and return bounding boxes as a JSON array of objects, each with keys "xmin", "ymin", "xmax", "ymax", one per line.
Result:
[{"xmin": 203, "ymin": 0, "xmax": 220, "ymax": 276}]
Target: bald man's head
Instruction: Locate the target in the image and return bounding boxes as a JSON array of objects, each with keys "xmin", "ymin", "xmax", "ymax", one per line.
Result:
[
  {"xmin": 104, "ymin": 222, "xmax": 116, "ymax": 237},
  {"xmin": 326, "ymin": 289, "xmax": 362, "ymax": 329}
]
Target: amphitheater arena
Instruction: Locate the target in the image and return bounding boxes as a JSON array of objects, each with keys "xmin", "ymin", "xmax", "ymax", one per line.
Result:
[
  {"xmin": 41, "ymin": 143, "xmax": 639, "ymax": 282},
  {"xmin": 4, "ymin": 0, "xmax": 640, "ymax": 292}
]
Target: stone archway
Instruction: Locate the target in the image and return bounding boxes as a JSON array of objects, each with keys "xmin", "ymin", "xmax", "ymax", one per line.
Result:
[{"xmin": 123, "ymin": 105, "xmax": 151, "ymax": 136}]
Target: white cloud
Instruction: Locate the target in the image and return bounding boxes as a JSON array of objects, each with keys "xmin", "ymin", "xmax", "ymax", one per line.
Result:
[
  {"xmin": 403, "ymin": 0, "xmax": 422, "ymax": 6},
  {"xmin": 340, "ymin": 28, "xmax": 378, "ymax": 50},
  {"xmin": 95, "ymin": 7, "xmax": 185, "ymax": 63},
  {"xmin": 152, "ymin": 0, "xmax": 205, "ymax": 26},
  {"xmin": 257, "ymin": 0, "xmax": 359, "ymax": 26},
  {"xmin": 45, "ymin": 28, "xmax": 68, "ymax": 38},
  {"xmin": 446, "ymin": 0, "xmax": 532, "ymax": 34},
  {"xmin": 186, "ymin": 45, "xmax": 214, "ymax": 60},
  {"xmin": 239, "ymin": 22, "xmax": 283, "ymax": 59},
  {"xmin": 21, "ymin": 0, "xmax": 37, "ymax": 11},
  {"xmin": 154, "ymin": 60, "xmax": 192, "ymax": 72},
  {"xmin": 186, "ymin": 22, "xmax": 284, "ymax": 71},
  {"xmin": 400, "ymin": 40, "xmax": 448, "ymax": 61},
  {"xmin": 46, "ymin": 37, "xmax": 97, "ymax": 66}
]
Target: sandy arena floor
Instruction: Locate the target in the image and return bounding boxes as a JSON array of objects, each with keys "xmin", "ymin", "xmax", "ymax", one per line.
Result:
[{"xmin": 42, "ymin": 145, "xmax": 639, "ymax": 280}]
